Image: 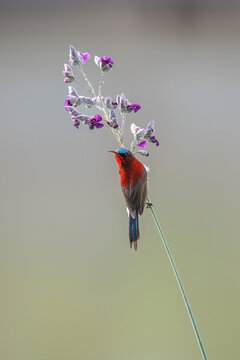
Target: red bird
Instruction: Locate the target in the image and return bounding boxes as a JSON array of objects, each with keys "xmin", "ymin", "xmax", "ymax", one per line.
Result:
[{"xmin": 109, "ymin": 148, "xmax": 148, "ymax": 250}]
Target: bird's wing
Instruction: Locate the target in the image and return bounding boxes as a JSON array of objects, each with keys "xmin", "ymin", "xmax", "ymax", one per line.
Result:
[{"xmin": 121, "ymin": 170, "xmax": 147, "ymax": 218}]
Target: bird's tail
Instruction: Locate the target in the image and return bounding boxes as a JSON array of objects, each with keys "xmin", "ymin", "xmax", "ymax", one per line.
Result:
[{"xmin": 129, "ymin": 210, "xmax": 140, "ymax": 251}]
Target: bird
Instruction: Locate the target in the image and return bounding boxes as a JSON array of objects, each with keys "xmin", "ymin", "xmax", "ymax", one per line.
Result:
[{"xmin": 108, "ymin": 148, "xmax": 148, "ymax": 250}]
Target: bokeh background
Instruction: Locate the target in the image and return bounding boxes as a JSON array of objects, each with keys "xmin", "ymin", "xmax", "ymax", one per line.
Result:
[{"xmin": 1, "ymin": 0, "xmax": 240, "ymax": 359}]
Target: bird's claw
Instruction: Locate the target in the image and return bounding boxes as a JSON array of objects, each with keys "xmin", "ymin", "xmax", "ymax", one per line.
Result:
[{"xmin": 146, "ymin": 201, "xmax": 153, "ymax": 208}]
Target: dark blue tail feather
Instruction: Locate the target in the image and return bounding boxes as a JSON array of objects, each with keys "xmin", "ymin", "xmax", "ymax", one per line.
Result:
[{"xmin": 129, "ymin": 210, "xmax": 139, "ymax": 250}]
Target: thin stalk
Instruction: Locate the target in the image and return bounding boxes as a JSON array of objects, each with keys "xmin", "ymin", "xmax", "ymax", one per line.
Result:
[
  {"xmin": 74, "ymin": 79, "xmax": 93, "ymax": 95},
  {"xmin": 120, "ymin": 112, "xmax": 125, "ymax": 136},
  {"xmin": 80, "ymin": 64, "xmax": 96, "ymax": 97},
  {"xmin": 98, "ymin": 72, "xmax": 105, "ymax": 99},
  {"xmin": 98, "ymin": 72, "xmax": 124, "ymax": 147},
  {"xmin": 147, "ymin": 197, "xmax": 207, "ymax": 360}
]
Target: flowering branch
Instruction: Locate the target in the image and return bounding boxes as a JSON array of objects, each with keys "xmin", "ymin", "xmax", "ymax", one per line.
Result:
[{"xmin": 64, "ymin": 45, "xmax": 156, "ymax": 155}]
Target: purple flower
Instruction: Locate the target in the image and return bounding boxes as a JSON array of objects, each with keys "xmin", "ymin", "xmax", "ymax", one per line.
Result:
[
  {"xmin": 148, "ymin": 135, "xmax": 159, "ymax": 146},
  {"xmin": 94, "ymin": 115, "xmax": 102, "ymax": 121},
  {"xmin": 65, "ymin": 96, "xmax": 77, "ymax": 111},
  {"xmin": 65, "ymin": 96, "xmax": 72, "ymax": 109},
  {"xmin": 65, "ymin": 88, "xmax": 81, "ymax": 110},
  {"xmin": 64, "ymin": 95, "xmax": 80, "ymax": 110},
  {"xmin": 100, "ymin": 56, "xmax": 114, "ymax": 65},
  {"xmin": 78, "ymin": 52, "xmax": 91, "ymax": 65},
  {"xmin": 126, "ymin": 103, "xmax": 141, "ymax": 113},
  {"xmin": 88, "ymin": 115, "xmax": 104, "ymax": 130},
  {"xmin": 137, "ymin": 140, "xmax": 147, "ymax": 148},
  {"xmin": 95, "ymin": 56, "xmax": 114, "ymax": 72}
]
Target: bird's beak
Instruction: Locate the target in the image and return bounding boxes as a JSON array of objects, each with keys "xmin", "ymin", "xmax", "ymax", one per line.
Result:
[{"xmin": 107, "ymin": 150, "xmax": 117, "ymax": 154}]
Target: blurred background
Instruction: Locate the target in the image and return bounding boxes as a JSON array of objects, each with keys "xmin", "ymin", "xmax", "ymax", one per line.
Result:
[{"xmin": 1, "ymin": 0, "xmax": 240, "ymax": 359}]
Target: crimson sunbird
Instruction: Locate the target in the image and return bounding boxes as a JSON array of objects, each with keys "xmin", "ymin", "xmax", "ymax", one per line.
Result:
[{"xmin": 109, "ymin": 148, "xmax": 148, "ymax": 250}]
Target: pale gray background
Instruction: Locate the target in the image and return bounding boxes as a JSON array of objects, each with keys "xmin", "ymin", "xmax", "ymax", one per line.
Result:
[{"xmin": 1, "ymin": 1, "xmax": 240, "ymax": 359}]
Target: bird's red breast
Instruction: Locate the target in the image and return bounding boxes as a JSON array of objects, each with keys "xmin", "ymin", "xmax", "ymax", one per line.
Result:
[{"xmin": 115, "ymin": 153, "xmax": 145, "ymax": 187}]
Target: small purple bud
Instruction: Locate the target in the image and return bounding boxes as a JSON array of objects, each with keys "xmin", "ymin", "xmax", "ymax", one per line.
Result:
[
  {"xmin": 65, "ymin": 106, "xmax": 74, "ymax": 112},
  {"xmin": 79, "ymin": 96, "xmax": 96, "ymax": 107},
  {"xmin": 72, "ymin": 118, "xmax": 80, "ymax": 129},
  {"xmin": 145, "ymin": 120, "xmax": 155, "ymax": 136},
  {"xmin": 64, "ymin": 78, "xmax": 73, "ymax": 84},
  {"xmin": 110, "ymin": 110, "xmax": 116, "ymax": 120},
  {"xmin": 148, "ymin": 135, "xmax": 159, "ymax": 147},
  {"xmin": 70, "ymin": 108, "xmax": 80, "ymax": 117},
  {"xmin": 120, "ymin": 93, "xmax": 128, "ymax": 112},
  {"xmin": 69, "ymin": 45, "xmax": 81, "ymax": 66},
  {"xmin": 63, "ymin": 64, "xmax": 74, "ymax": 83},
  {"xmin": 108, "ymin": 110, "xmax": 119, "ymax": 128},
  {"xmin": 76, "ymin": 115, "xmax": 90, "ymax": 123},
  {"xmin": 68, "ymin": 86, "xmax": 79, "ymax": 97},
  {"xmin": 104, "ymin": 97, "xmax": 118, "ymax": 110},
  {"xmin": 105, "ymin": 96, "xmax": 112, "ymax": 108}
]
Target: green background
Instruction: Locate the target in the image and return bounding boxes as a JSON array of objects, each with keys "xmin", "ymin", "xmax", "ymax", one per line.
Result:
[{"xmin": 1, "ymin": 2, "xmax": 240, "ymax": 359}]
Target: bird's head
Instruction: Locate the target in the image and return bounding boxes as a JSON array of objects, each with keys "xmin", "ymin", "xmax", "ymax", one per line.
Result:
[{"xmin": 108, "ymin": 148, "xmax": 133, "ymax": 169}]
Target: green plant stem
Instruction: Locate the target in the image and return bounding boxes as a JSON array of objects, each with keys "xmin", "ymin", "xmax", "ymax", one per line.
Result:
[{"xmin": 147, "ymin": 197, "xmax": 207, "ymax": 360}]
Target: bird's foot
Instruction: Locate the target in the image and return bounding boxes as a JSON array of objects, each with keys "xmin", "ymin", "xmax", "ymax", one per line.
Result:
[{"xmin": 146, "ymin": 201, "xmax": 153, "ymax": 208}]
